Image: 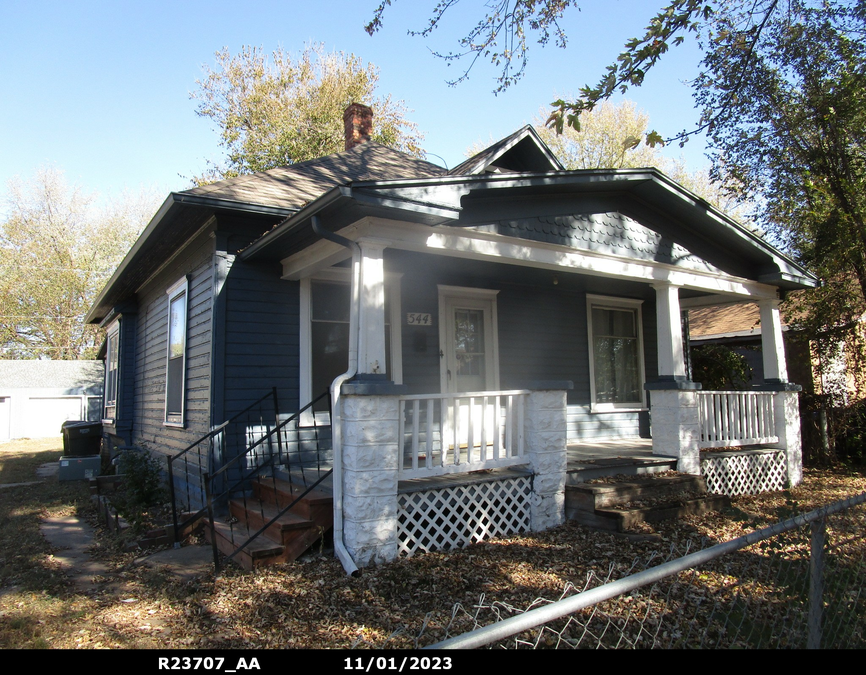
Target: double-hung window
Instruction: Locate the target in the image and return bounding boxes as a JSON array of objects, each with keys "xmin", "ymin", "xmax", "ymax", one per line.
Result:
[
  {"xmin": 587, "ymin": 295, "xmax": 646, "ymax": 410},
  {"xmin": 103, "ymin": 320, "xmax": 119, "ymax": 422},
  {"xmin": 165, "ymin": 278, "xmax": 188, "ymax": 426}
]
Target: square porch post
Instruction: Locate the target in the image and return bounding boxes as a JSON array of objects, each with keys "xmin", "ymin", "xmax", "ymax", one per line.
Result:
[
  {"xmin": 647, "ymin": 282, "xmax": 702, "ymax": 474},
  {"xmin": 524, "ymin": 383, "xmax": 571, "ymax": 531},
  {"xmin": 339, "ymin": 389, "xmax": 401, "ymax": 566},
  {"xmin": 357, "ymin": 240, "xmax": 388, "ymax": 377},
  {"xmin": 758, "ymin": 298, "xmax": 803, "ymax": 487}
]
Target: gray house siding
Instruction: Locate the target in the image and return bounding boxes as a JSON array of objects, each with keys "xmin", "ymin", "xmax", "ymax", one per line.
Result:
[
  {"xmin": 132, "ymin": 229, "xmax": 215, "ymax": 455},
  {"xmin": 221, "ymin": 258, "xmax": 301, "ymax": 418},
  {"xmin": 390, "ymin": 250, "xmax": 655, "ymax": 441}
]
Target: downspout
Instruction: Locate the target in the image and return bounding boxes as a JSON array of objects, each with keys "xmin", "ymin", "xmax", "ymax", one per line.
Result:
[{"xmin": 311, "ymin": 215, "xmax": 361, "ymax": 576}]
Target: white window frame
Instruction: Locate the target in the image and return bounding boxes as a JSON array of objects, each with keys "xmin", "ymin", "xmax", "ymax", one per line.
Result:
[
  {"xmin": 586, "ymin": 294, "xmax": 647, "ymax": 412},
  {"xmin": 299, "ymin": 268, "xmax": 403, "ymax": 422},
  {"xmin": 103, "ymin": 318, "xmax": 120, "ymax": 424},
  {"xmin": 164, "ymin": 277, "xmax": 189, "ymax": 427}
]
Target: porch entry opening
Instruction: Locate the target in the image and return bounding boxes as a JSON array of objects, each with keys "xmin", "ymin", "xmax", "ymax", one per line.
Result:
[{"xmin": 438, "ymin": 287, "xmax": 500, "ymax": 454}]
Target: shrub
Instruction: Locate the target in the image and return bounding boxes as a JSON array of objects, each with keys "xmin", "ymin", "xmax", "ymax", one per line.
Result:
[{"xmin": 113, "ymin": 448, "xmax": 166, "ymax": 532}]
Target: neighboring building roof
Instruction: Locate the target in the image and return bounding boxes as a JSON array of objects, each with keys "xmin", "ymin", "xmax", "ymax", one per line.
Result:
[
  {"xmin": 0, "ymin": 360, "xmax": 104, "ymax": 391},
  {"xmin": 689, "ymin": 303, "xmax": 763, "ymax": 340},
  {"xmin": 182, "ymin": 143, "xmax": 448, "ymax": 210}
]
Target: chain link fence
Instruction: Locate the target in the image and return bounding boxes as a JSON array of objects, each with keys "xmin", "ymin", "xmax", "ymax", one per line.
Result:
[{"xmin": 371, "ymin": 491, "xmax": 865, "ymax": 649}]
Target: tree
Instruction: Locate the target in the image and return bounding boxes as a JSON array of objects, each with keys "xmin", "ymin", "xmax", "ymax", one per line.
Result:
[
  {"xmin": 693, "ymin": 4, "xmax": 866, "ymax": 370},
  {"xmin": 0, "ymin": 168, "xmax": 154, "ymax": 359},
  {"xmin": 365, "ymin": 1, "xmax": 811, "ymax": 143},
  {"xmin": 191, "ymin": 43, "xmax": 425, "ymax": 183},
  {"xmin": 531, "ymin": 99, "xmax": 749, "ymax": 219}
]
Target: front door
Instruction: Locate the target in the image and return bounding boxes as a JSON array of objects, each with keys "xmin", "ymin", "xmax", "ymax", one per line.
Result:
[
  {"xmin": 439, "ymin": 287, "xmax": 500, "ymax": 394},
  {"xmin": 438, "ymin": 287, "xmax": 501, "ymax": 456}
]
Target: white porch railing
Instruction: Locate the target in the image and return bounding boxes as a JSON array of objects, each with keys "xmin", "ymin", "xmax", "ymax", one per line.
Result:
[
  {"xmin": 398, "ymin": 390, "xmax": 530, "ymax": 479},
  {"xmin": 697, "ymin": 391, "xmax": 779, "ymax": 449}
]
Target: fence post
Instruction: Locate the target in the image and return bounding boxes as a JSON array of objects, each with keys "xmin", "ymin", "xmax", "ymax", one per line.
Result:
[{"xmin": 808, "ymin": 517, "xmax": 826, "ymax": 649}]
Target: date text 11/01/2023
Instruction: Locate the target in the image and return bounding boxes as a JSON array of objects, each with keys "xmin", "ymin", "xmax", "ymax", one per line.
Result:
[{"xmin": 344, "ymin": 657, "xmax": 453, "ymax": 671}]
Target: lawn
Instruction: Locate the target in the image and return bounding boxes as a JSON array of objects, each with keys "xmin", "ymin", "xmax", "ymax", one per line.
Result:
[{"xmin": 0, "ymin": 440, "xmax": 864, "ymax": 649}]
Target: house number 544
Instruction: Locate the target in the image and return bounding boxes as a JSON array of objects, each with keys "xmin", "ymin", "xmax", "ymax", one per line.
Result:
[{"xmin": 406, "ymin": 313, "xmax": 432, "ymax": 326}]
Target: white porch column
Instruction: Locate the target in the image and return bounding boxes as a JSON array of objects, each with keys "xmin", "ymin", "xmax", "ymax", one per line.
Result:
[
  {"xmin": 524, "ymin": 387, "xmax": 569, "ymax": 531},
  {"xmin": 340, "ymin": 393, "xmax": 400, "ymax": 566},
  {"xmin": 653, "ymin": 282, "xmax": 687, "ymax": 381},
  {"xmin": 759, "ymin": 298, "xmax": 789, "ymax": 383},
  {"xmin": 357, "ymin": 240, "xmax": 387, "ymax": 376}
]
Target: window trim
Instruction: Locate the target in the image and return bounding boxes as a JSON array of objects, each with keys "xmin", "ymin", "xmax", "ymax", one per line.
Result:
[
  {"xmin": 164, "ymin": 277, "xmax": 189, "ymax": 427},
  {"xmin": 586, "ymin": 294, "xmax": 647, "ymax": 412},
  {"xmin": 299, "ymin": 269, "xmax": 403, "ymax": 419},
  {"xmin": 103, "ymin": 318, "xmax": 120, "ymax": 424}
]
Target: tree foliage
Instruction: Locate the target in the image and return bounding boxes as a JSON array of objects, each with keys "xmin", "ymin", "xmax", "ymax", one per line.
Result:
[
  {"xmin": 0, "ymin": 168, "xmax": 153, "ymax": 359},
  {"xmin": 694, "ymin": 3, "xmax": 866, "ymax": 365},
  {"xmin": 532, "ymin": 99, "xmax": 749, "ymax": 218},
  {"xmin": 191, "ymin": 43, "xmax": 425, "ymax": 183},
  {"xmin": 366, "ymin": 1, "xmax": 790, "ymax": 144}
]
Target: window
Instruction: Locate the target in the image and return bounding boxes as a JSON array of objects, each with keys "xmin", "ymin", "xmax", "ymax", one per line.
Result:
[
  {"xmin": 587, "ymin": 295, "xmax": 646, "ymax": 410},
  {"xmin": 103, "ymin": 320, "xmax": 119, "ymax": 422},
  {"xmin": 165, "ymin": 278, "xmax": 188, "ymax": 426},
  {"xmin": 300, "ymin": 271, "xmax": 402, "ymax": 413}
]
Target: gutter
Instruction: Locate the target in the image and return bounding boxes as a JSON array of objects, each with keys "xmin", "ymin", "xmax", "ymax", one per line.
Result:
[{"xmin": 310, "ymin": 215, "xmax": 361, "ymax": 577}]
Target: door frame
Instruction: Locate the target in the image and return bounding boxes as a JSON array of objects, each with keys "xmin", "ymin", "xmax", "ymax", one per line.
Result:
[{"xmin": 437, "ymin": 285, "xmax": 500, "ymax": 394}]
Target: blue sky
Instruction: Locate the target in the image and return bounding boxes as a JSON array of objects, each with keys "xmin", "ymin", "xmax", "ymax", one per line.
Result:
[{"xmin": 1, "ymin": 1, "xmax": 710, "ymax": 209}]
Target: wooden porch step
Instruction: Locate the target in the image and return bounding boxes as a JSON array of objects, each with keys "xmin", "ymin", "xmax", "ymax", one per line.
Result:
[
  {"xmin": 565, "ymin": 473, "xmax": 730, "ymax": 532},
  {"xmin": 567, "ymin": 495, "xmax": 731, "ymax": 532},
  {"xmin": 228, "ymin": 498, "xmax": 316, "ymax": 545},
  {"xmin": 203, "ymin": 518, "xmax": 286, "ymax": 570},
  {"xmin": 566, "ymin": 475, "xmax": 707, "ymax": 511},
  {"xmin": 252, "ymin": 477, "xmax": 333, "ymax": 525}
]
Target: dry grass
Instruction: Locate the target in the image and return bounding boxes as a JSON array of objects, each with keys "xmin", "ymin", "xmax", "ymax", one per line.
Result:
[{"xmin": 0, "ymin": 446, "xmax": 864, "ymax": 649}]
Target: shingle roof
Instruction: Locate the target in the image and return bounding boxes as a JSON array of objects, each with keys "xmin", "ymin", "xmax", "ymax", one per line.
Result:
[
  {"xmin": 182, "ymin": 143, "xmax": 448, "ymax": 210},
  {"xmin": 689, "ymin": 304, "xmax": 763, "ymax": 339}
]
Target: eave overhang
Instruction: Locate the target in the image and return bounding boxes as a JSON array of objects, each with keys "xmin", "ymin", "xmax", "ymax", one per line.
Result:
[
  {"xmin": 85, "ymin": 192, "xmax": 294, "ymax": 324},
  {"xmin": 239, "ymin": 168, "xmax": 818, "ymax": 293}
]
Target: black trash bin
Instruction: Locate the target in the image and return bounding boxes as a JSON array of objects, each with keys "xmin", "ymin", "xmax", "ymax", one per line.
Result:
[{"xmin": 61, "ymin": 421, "xmax": 103, "ymax": 457}]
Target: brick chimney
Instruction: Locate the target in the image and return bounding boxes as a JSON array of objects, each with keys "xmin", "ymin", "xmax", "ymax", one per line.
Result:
[{"xmin": 343, "ymin": 103, "xmax": 373, "ymax": 151}]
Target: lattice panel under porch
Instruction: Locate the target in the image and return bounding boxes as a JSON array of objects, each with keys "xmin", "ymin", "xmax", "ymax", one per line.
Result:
[
  {"xmin": 397, "ymin": 476, "xmax": 531, "ymax": 557},
  {"xmin": 701, "ymin": 450, "xmax": 788, "ymax": 496}
]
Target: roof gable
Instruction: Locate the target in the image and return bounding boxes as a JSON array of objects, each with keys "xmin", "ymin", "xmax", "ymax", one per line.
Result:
[{"xmin": 450, "ymin": 126, "xmax": 564, "ymax": 175}]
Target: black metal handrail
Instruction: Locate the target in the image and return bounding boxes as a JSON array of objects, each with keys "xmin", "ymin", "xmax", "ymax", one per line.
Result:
[
  {"xmin": 204, "ymin": 390, "xmax": 332, "ymax": 568},
  {"xmin": 167, "ymin": 388, "xmax": 281, "ymax": 543}
]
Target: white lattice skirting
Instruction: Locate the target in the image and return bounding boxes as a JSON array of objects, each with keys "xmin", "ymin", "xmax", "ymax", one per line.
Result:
[
  {"xmin": 397, "ymin": 476, "xmax": 531, "ymax": 557},
  {"xmin": 701, "ymin": 450, "xmax": 788, "ymax": 496}
]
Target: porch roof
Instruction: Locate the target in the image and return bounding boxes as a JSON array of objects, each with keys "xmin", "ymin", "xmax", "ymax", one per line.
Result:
[{"xmin": 239, "ymin": 168, "xmax": 818, "ymax": 293}]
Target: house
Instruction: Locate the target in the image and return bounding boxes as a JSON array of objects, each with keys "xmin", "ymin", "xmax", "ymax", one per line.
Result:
[
  {"xmin": 688, "ymin": 302, "xmax": 863, "ymax": 405},
  {"xmin": 0, "ymin": 360, "xmax": 103, "ymax": 442},
  {"xmin": 86, "ymin": 104, "xmax": 818, "ymax": 571}
]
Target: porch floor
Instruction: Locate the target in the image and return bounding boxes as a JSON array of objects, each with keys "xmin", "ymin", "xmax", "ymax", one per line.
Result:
[{"xmin": 566, "ymin": 438, "xmax": 677, "ymax": 483}]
